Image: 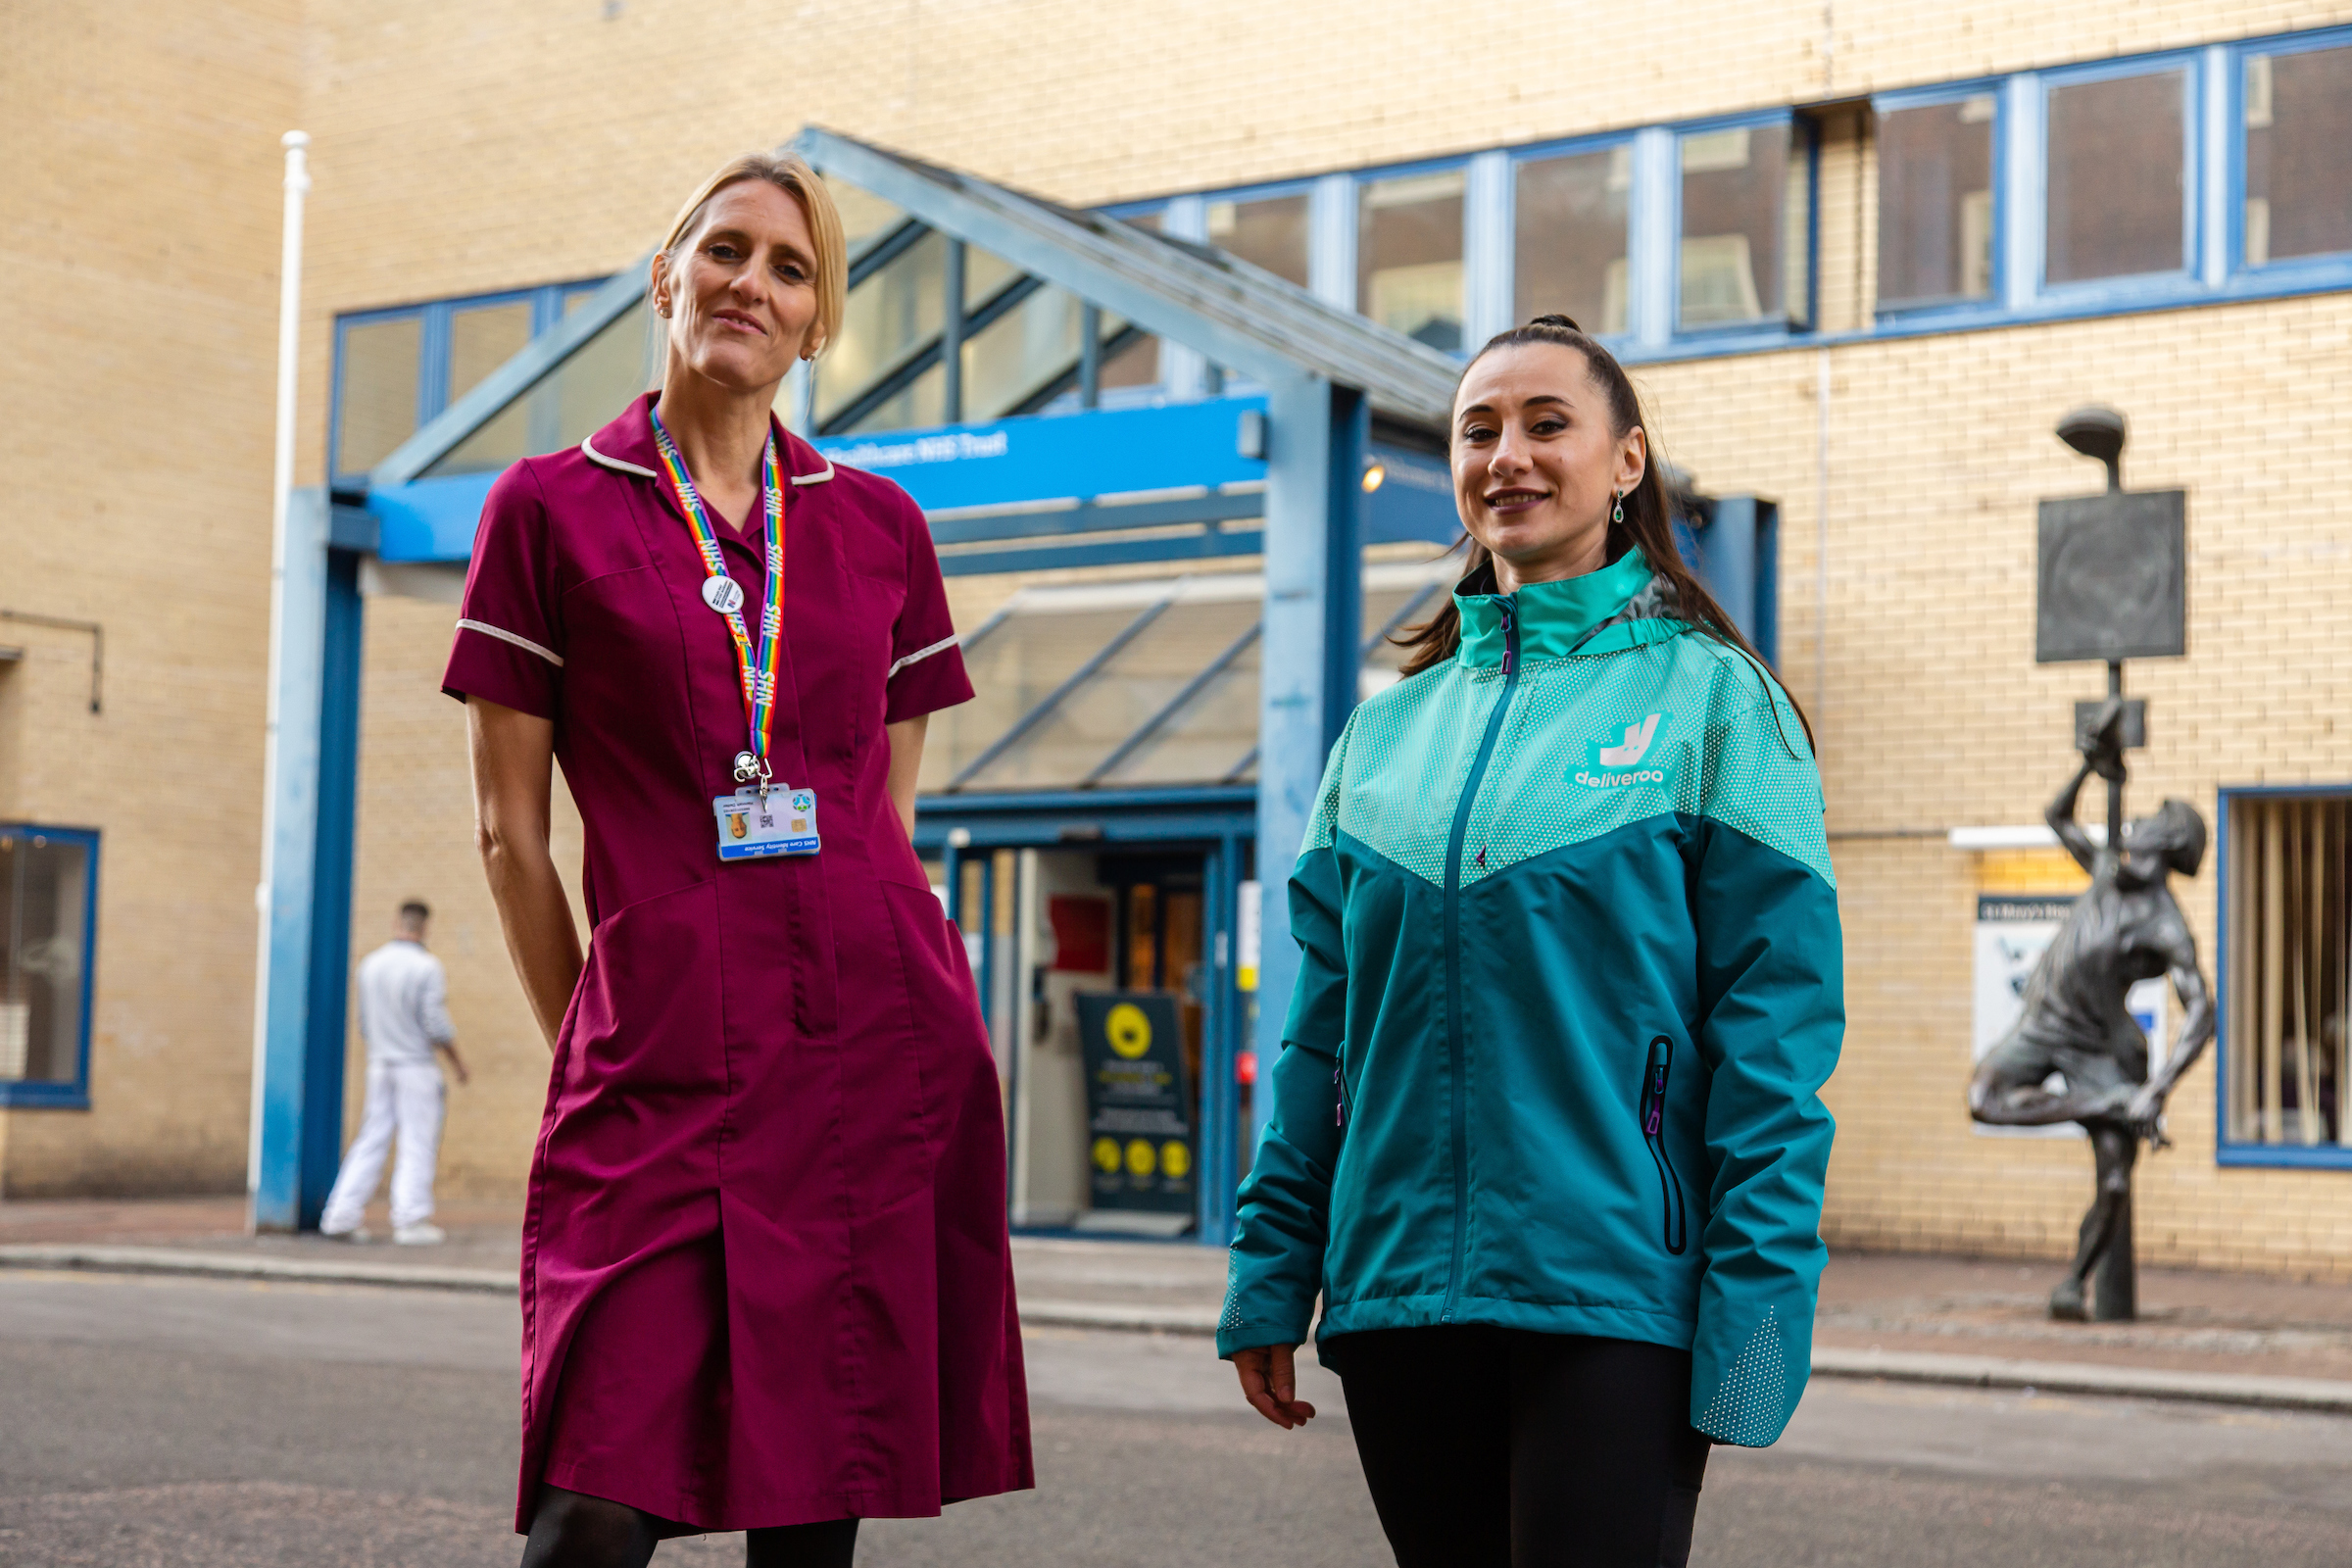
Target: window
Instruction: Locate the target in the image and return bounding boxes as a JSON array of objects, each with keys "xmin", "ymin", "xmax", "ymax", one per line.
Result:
[
  {"xmin": 1876, "ymin": 95, "xmax": 1996, "ymax": 310},
  {"xmin": 1514, "ymin": 146, "xmax": 1631, "ymax": 333},
  {"xmin": 331, "ymin": 282, "xmax": 605, "ymax": 481},
  {"xmin": 1206, "ymin": 192, "xmax": 1310, "ymax": 289},
  {"xmin": 1677, "ymin": 122, "xmax": 1811, "ymax": 329},
  {"xmin": 2044, "ymin": 69, "xmax": 2188, "ymax": 284},
  {"xmin": 1100, "ymin": 211, "xmax": 1163, "ymax": 391},
  {"xmin": 1359, "ymin": 170, "xmax": 1466, "ymax": 351},
  {"xmin": 0, "ymin": 824, "xmax": 96, "ymax": 1105},
  {"xmin": 334, "ymin": 316, "xmax": 422, "ymax": 475},
  {"xmin": 2223, "ymin": 792, "xmax": 2350, "ymax": 1152},
  {"xmin": 2242, "ymin": 43, "xmax": 2352, "ymax": 268}
]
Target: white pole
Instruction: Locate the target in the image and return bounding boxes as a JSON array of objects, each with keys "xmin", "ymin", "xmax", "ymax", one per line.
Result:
[{"xmin": 248, "ymin": 130, "xmax": 311, "ymax": 1214}]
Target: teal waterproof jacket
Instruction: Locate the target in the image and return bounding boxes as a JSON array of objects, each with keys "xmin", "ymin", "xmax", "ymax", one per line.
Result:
[{"xmin": 1216, "ymin": 549, "xmax": 1843, "ymax": 1447}]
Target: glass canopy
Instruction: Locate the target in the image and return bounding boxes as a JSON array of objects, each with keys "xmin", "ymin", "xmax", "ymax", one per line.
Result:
[{"xmin": 920, "ymin": 559, "xmax": 1456, "ymax": 796}]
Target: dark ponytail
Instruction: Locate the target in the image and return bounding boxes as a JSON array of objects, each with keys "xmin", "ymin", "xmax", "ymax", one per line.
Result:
[{"xmin": 1395, "ymin": 314, "xmax": 1814, "ymax": 753}]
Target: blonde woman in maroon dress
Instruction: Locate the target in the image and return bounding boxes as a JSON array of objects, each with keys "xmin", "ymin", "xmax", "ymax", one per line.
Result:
[{"xmin": 446, "ymin": 153, "xmax": 1032, "ymax": 1567}]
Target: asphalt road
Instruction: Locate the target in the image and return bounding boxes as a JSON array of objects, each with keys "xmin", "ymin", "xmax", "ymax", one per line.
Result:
[{"xmin": 3, "ymin": 1269, "xmax": 2351, "ymax": 1566}]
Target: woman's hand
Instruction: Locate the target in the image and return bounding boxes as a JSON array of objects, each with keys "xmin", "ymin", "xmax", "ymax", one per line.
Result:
[{"xmin": 1232, "ymin": 1344, "xmax": 1317, "ymax": 1429}]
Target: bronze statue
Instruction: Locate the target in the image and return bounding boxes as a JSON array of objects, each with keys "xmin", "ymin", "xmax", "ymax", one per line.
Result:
[{"xmin": 1967, "ymin": 699, "xmax": 2215, "ymax": 1321}]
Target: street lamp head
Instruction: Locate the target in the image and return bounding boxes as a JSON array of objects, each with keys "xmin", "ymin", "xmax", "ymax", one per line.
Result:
[{"xmin": 2056, "ymin": 405, "xmax": 2127, "ymax": 492}]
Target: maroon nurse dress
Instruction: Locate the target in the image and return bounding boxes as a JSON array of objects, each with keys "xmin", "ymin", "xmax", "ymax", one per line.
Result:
[{"xmin": 441, "ymin": 392, "xmax": 1032, "ymax": 1534}]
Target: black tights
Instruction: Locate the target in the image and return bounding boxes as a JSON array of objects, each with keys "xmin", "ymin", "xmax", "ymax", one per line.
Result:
[
  {"xmin": 520, "ymin": 1486, "xmax": 859, "ymax": 1568},
  {"xmin": 1333, "ymin": 1326, "xmax": 1711, "ymax": 1568}
]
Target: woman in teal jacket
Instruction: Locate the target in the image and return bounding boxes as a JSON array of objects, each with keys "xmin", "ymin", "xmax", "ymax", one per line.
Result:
[{"xmin": 1218, "ymin": 316, "xmax": 1843, "ymax": 1567}]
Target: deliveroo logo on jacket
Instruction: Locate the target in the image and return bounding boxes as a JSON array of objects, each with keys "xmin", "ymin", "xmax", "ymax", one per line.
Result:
[{"xmin": 1575, "ymin": 712, "xmax": 1671, "ymax": 790}]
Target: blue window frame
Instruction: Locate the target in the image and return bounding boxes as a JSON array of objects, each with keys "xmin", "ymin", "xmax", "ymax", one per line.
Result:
[
  {"xmin": 2034, "ymin": 52, "xmax": 2203, "ymax": 301},
  {"xmin": 329, "ymin": 278, "xmax": 606, "ymax": 483},
  {"xmin": 2213, "ymin": 785, "xmax": 2352, "ymax": 1170},
  {"xmin": 0, "ymin": 822, "xmax": 100, "ymax": 1109},
  {"xmin": 1506, "ymin": 131, "xmax": 1638, "ymax": 339},
  {"xmin": 1871, "ymin": 79, "xmax": 2006, "ymax": 325},
  {"xmin": 2228, "ymin": 26, "xmax": 2352, "ymax": 284}
]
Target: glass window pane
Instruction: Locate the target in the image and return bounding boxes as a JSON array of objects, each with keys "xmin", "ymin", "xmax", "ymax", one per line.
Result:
[
  {"xmin": 964, "ymin": 246, "xmax": 1023, "ymax": 310},
  {"xmin": 1359, "ymin": 171, "xmax": 1466, "ymax": 351},
  {"xmin": 1207, "ymin": 193, "xmax": 1310, "ymax": 288},
  {"xmin": 922, "ymin": 606, "xmax": 1149, "ymax": 792},
  {"xmin": 435, "ymin": 300, "xmax": 534, "ymax": 472},
  {"xmin": 0, "ymin": 830, "xmax": 89, "ymax": 1086},
  {"xmin": 826, "ymin": 179, "xmax": 906, "ymax": 253},
  {"xmin": 335, "ymin": 316, "xmax": 421, "ymax": 475},
  {"xmin": 962, "ymin": 285, "xmax": 1083, "ymax": 421},
  {"xmin": 1678, "ymin": 123, "xmax": 1809, "ymax": 329},
  {"xmin": 2045, "ymin": 70, "xmax": 2186, "ymax": 283},
  {"xmin": 1876, "ymin": 96, "xmax": 1996, "ymax": 308},
  {"xmin": 1514, "ymin": 147, "xmax": 1632, "ymax": 333},
  {"xmin": 424, "ymin": 296, "xmax": 659, "ymax": 478},
  {"xmin": 1100, "ymin": 213, "xmax": 1164, "ymax": 389},
  {"xmin": 1096, "ymin": 631, "xmax": 1261, "ymax": 789},
  {"xmin": 968, "ymin": 596, "xmax": 1262, "ymax": 790},
  {"xmin": 818, "ymin": 230, "xmax": 948, "ymax": 425},
  {"xmin": 2244, "ymin": 46, "xmax": 2352, "ymax": 267}
]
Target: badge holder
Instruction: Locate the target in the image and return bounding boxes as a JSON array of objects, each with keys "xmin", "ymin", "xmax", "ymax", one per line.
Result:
[{"xmin": 714, "ymin": 753, "xmax": 819, "ymax": 860}]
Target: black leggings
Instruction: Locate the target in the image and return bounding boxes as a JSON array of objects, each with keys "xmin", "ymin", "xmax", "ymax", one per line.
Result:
[
  {"xmin": 520, "ymin": 1486, "xmax": 859, "ymax": 1568},
  {"xmin": 1331, "ymin": 1327, "xmax": 1710, "ymax": 1568}
]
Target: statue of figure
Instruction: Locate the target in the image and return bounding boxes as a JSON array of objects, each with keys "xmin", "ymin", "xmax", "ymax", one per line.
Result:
[{"xmin": 1967, "ymin": 700, "xmax": 2216, "ymax": 1320}]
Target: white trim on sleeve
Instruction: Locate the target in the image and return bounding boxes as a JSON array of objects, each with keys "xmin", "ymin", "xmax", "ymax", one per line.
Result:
[
  {"xmin": 457, "ymin": 618, "xmax": 565, "ymax": 667},
  {"xmin": 887, "ymin": 633, "xmax": 959, "ymax": 682}
]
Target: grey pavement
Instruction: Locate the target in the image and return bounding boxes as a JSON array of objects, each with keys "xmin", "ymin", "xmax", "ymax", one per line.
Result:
[{"xmin": 8, "ymin": 1268, "xmax": 2352, "ymax": 1565}]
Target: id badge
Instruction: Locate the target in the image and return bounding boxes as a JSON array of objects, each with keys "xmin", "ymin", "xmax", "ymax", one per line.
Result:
[{"xmin": 712, "ymin": 786, "xmax": 819, "ymax": 860}]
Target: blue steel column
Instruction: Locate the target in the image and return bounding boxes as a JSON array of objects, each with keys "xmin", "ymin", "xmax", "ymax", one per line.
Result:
[
  {"xmin": 1250, "ymin": 374, "xmax": 1364, "ymax": 1157},
  {"xmin": 252, "ymin": 491, "xmax": 366, "ymax": 1231},
  {"xmin": 1196, "ymin": 835, "xmax": 1236, "ymax": 1244}
]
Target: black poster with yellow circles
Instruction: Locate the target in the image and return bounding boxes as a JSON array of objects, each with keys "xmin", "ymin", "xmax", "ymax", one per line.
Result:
[{"xmin": 1074, "ymin": 991, "xmax": 1195, "ymax": 1215}]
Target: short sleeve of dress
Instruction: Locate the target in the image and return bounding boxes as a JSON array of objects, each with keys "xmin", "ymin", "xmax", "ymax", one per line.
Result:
[
  {"xmin": 883, "ymin": 487, "xmax": 974, "ymax": 724},
  {"xmin": 442, "ymin": 462, "xmax": 564, "ymax": 719}
]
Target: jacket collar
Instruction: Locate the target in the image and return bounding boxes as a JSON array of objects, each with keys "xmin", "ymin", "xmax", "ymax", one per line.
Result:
[
  {"xmin": 1454, "ymin": 548, "xmax": 1673, "ymax": 667},
  {"xmin": 580, "ymin": 391, "xmax": 835, "ymax": 487}
]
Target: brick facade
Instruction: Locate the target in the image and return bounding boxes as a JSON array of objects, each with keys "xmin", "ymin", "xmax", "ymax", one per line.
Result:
[{"xmin": 12, "ymin": 2, "xmax": 2352, "ymax": 1273}]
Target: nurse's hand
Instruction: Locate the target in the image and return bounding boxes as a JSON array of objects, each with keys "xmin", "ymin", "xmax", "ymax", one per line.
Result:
[{"xmin": 1232, "ymin": 1344, "xmax": 1316, "ymax": 1429}]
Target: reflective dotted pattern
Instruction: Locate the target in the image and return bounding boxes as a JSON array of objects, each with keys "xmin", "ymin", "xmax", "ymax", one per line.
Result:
[
  {"xmin": 1697, "ymin": 1304, "xmax": 1787, "ymax": 1447},
  {"xmin": 1218, "ymin": 1259, "xmax": 1257, "ymax": 1337},
  {"xmin": 1302, "ymin": 625, "xmax": 1833, "ymax": 892}
]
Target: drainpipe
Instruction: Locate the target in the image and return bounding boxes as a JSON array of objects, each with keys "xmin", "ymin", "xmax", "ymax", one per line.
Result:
[{"xmin": 248, "ymin": 129, "xmax": 310, "ymax": 1214}]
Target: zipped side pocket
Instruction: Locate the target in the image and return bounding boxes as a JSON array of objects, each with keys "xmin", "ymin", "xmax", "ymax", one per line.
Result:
[{"xmin": 1639, "ymin": 1034, "xmax": 1689, "ymax": 1256}]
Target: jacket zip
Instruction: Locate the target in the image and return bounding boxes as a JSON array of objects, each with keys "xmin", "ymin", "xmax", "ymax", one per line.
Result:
[
  {"xmin": 1640, "ymin": 1034, "xmax": 1689, "ymax": 1255},
  {"xmin": 1439, "ymin": 597, "xmax": 1520, "ymax": 1322}
]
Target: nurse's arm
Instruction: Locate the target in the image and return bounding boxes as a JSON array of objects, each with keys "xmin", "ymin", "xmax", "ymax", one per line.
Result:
[
  {"xmin": 467, "ymin": 697, "xmax": 584, "ymax": 1052},
  {"xmin": 885, "ymin": 713, "xmax": 928, "ymax": 843}
]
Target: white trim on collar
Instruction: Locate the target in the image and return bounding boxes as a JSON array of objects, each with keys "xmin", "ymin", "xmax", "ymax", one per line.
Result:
[
  {"xmin": 580, "ymin": 434, "xmax": 658, "ymax": 479},
  {"xmin": 585, "ymin": 433, "xmax": 832, "ymax": 486}
]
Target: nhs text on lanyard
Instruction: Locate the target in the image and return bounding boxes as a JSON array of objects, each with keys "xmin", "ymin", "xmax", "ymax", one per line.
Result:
[{"xmin": 649, "ymin": 409, "xmax": 820, "ymax": 861}]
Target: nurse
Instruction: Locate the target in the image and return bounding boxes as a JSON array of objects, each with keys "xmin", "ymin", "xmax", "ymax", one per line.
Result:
[{"xmin": 444, "ymin": 153, "xmax": 1033, "ymax": 1568}]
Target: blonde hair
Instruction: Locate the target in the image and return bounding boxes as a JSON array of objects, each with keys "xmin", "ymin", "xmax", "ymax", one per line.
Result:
[{"xmin": 657, "ymin": 152, "xmax": 847, "ymax": 359}]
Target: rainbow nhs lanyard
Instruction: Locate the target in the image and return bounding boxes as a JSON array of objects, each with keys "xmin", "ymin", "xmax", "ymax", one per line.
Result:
[{"xmin": 648, "ymin": 407, "xmax": 786, "ymax": 799}]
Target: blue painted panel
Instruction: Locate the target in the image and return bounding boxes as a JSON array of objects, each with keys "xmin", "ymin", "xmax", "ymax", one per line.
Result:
[
  {"xmin": 370, "ymin": 471, "xmax": 499, "ymax": 563},
  {"xmin": 813, "ymin": 396, "xmax": 1268, "ymax": 514},
  {"xmin": 1364, "ymin": 442, "xmax": 1458, "ymax": 545},
  {"xmin": 299, "ymin": 551, "xmax": 366, "ymax": 1228}
]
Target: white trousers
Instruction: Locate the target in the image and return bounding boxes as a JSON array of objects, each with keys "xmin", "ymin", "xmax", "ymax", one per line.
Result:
[{"xmin": 319, "ymin": 1059, "xmax": 446, "ymax": 1233}]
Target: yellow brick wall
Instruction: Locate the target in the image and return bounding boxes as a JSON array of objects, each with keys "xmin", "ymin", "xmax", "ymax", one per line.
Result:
[
  {"xmin": 0, "ymin": 1, "xmax": 302, "ymax": 1195},
  {"xmin": 17, "ymin": 0, "xmax": 2352, "ymax": 1277}
]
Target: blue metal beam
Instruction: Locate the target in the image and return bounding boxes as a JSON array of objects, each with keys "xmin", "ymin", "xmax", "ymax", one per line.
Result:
[
  {"xmin": 252, "ymin": 494, "xmax": 366, "ymax": 1232},
  {"xmin": 1250, "ymin": 372, "xmax": 1363, "ymax": 1155}
]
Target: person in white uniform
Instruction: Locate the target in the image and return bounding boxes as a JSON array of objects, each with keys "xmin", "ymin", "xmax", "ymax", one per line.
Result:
[{"xmin": 319, "ymin": 900, "xmax": 469, "ymax": 1245}]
